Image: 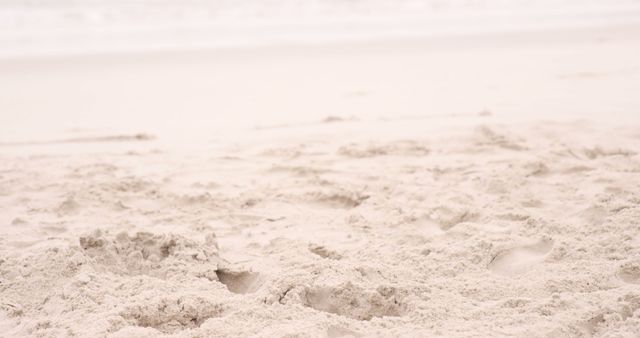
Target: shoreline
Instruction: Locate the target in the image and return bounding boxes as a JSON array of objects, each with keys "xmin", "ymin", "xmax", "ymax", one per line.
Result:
[
  {"xmin": 2, "ymin": 20, "xmax": 640, "ymax": 62},
  {"xmin": 1, "ymin": 21, "xmax": 639, "ymax": 145}
]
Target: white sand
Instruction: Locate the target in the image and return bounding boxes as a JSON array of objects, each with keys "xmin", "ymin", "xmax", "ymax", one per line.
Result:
[{"xmin": 1, "ymin": 22, "xmax": 640, "ymax": 337}]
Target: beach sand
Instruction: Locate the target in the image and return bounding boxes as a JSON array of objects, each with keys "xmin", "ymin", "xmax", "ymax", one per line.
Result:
[{"xmin": 1, "ymin": 23, "xmax": 640, "ymax": 337}]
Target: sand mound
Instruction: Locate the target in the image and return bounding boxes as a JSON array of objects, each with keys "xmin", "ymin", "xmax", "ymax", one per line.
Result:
[
  {"xmin": 79, "ymin": 230, "xmax": 221, "ymax": 280},
  {"xmin": 0, "ymin": 230, "xmax": 236, "ymax": 336}
]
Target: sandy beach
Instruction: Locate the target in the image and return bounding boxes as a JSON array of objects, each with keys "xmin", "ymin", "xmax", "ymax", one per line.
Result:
[{"xmin": 1, "ymin": 5, "xmax": 640, "ymax": 337}]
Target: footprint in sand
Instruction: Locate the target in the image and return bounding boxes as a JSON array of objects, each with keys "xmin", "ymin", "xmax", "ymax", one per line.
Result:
[
  {"xmin": 488, "ymin": 238, "xmax": 554, "ymax": 276},
  {"xmin": 300, "ymin": 283, "xmax": 405, "ymax": 321},
  {"xmin": 215, "ymin": 268, "xmax": 262, "ymax": 294},
  {"xmin": 275, "ymin": 282, "xmax": 405, "ymax": 321},
  {"xmin": 618, "ymin": 261, "xmax": 640, "ymax": 284},
  {"xmin": 120, "ymin": 294, "xmax": 224, "ymax": 333}
]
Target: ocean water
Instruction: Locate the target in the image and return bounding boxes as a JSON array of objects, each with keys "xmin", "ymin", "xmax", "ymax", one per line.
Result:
[{"xmin": 1, "ymin": 0, "xmax": 640, "ymax": 56}]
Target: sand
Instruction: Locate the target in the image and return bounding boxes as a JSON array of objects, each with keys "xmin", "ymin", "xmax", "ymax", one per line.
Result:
[{"xmin": 1, "ymin": 23, "xmax": 640, "ymax": 337}]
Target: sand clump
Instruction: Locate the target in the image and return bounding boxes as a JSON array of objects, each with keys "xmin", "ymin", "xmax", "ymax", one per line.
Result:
[{"xmin": 79, "ymin": 230, "xmax": 221, "ymax": 280}]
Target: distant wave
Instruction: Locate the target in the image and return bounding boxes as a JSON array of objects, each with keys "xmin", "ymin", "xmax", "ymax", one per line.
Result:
[{"xmin": 1, "ymin": 0, "xmax": 639, "ymax": 57}]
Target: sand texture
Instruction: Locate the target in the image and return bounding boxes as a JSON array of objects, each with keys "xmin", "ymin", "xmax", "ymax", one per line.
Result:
[
  {"xmin": 1, "ymin": 117, "xmax": 639, "ymax": 337},
  {"xmin": 1, "ymin": 16, "xmax": 640, "ymax": 338}
]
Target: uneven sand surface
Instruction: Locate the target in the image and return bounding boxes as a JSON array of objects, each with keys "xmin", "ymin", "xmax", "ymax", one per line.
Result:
[
  {"xmin": 1, "ymin": 116, "xmax": 639, "ymax": 337},
  {"xmin": 1, "ymin": 21, "xmax": 640, "ymax": 337}
]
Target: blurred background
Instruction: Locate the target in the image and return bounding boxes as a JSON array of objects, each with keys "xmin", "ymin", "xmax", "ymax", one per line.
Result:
[
  {"xmin": 1, "ymin": 0, "xmax": 639, "ymax": 145},
  {"xmin": 2, "ymin": 0, "xmax": 640, "ymax": 57}
]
